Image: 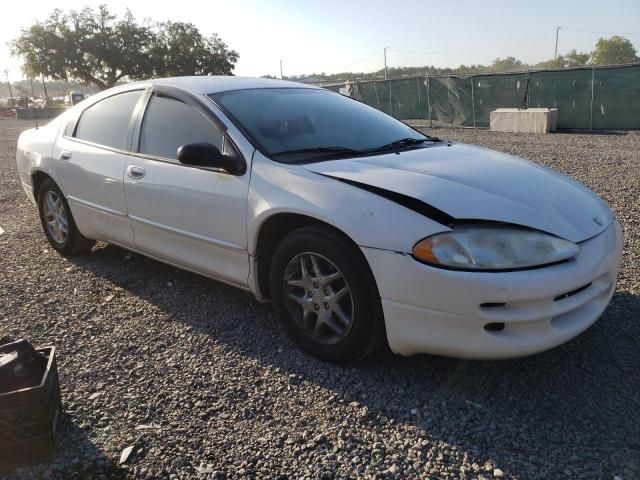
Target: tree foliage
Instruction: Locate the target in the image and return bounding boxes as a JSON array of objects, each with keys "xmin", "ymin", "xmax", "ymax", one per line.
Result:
[
  {"xmin": 536, "ymin": 50, "xmax": 591, "ymax": 70},
  {"xmin": 490, "ymin": 56, "xmax": 525, "ymax": 72},
  {"xmin": 283, "ymin": 36, "xmax": 638, "ymax": 83},
  {"xmin": 591, "ymin": 36, "xmax": 639, "ymax": 66},
  {"xmin": 11, "ymin": 6, "xmax": 239, "ymax": 90},
  {"xmin": 149, "ymin": 22, "xmax": 238, "ymax": 78}
]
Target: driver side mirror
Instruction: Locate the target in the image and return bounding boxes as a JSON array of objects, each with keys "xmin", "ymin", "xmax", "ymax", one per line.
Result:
[{"xmin": 177, "ymin": 142, "xmax": 245, "ymax": 175}]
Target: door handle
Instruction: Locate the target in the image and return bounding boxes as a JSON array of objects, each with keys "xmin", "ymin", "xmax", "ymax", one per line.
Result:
[
  {"xmin": 60, "ymin": 150, "xmax": 72, "ymax": 162},
  {"xmin": 127, "ymin": 165, "xmax": 146, "ymax": 179}
]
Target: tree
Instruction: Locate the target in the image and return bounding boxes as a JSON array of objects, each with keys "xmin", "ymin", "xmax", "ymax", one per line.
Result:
[
  {"xmin": 11, "ymin": 6, "xmax": 239, "ymax": 90},
  {"xmin": 591, "ymin": 36, "xmax": 639, "ymax": 66},
  {"xmin": 535, "ymin": 49, "xmax": 590, "ymax": 70},
  {"xmin": 149, "ymin": 22, "xmax": 238, "ymax": 78},
  {"xmin": 534, "ymin": 57, "xmax": 565, "ymax": 70},
  {"xmin": 563, "ymin": 49, "xmax": 590, "ymax": 68},
  {"xmin": 489, "ymin": 57, "xmax": 526, "ymax": 73}
]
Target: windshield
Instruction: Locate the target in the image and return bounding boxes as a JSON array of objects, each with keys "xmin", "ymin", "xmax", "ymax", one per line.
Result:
[{"xmin": 209, "ymin": 88, "xmax": 431, "ymax": 162}]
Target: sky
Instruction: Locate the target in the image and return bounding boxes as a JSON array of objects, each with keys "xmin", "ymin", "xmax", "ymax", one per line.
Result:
[{"xmin": 1, "ymin": 0, "xmax": 639, "ymax": 81}]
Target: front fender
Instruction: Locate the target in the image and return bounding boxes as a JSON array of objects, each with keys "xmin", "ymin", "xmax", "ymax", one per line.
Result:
[{"xmin": 247, "ymin": 152, "xmax": 451, "ymax": 256}]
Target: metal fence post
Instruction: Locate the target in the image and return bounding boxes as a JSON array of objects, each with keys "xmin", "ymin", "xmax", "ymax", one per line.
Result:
[
  {"xmin": 389, "ymin": 80, "xmax": 393, "ymax": 117},
  {"xmin": 447, "ymin": 76, "xmax": 451, "ymax": 124},
  {"xmin": 590, "ymin": 67, "xmax": 595, "ymax": 130},
  {"xmin": 426, "ymin": 75, "xmax": 432, "ymax": 126},
  {"xmin": 470, "ymin": 76, "xmax": 476, "ymax": 128}
]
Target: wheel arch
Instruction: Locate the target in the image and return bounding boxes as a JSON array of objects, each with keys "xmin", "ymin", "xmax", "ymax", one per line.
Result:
[
  {"xmin": 253, "ymin": 212, "xmax": 365, "ymax": 300},
  {"xmin": 31, "ymin": 170, "xmax": 55, "ymax": 204}
]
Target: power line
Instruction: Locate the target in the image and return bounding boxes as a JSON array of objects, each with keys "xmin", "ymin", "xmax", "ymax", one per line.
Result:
[
  {"xmin": 389, "ymin": 30, "xmax": 555, "ymax": 56},
  {"xmin": 284, "ymin": 28, "xmax": 640, "ymax": 78},
  {"xmin": 562, "ymin": 28, "xmax": 640, "ymax": 36},
  {"xmin": 325, "ymin": 49, "xmax": 383, "ymax": 73}
]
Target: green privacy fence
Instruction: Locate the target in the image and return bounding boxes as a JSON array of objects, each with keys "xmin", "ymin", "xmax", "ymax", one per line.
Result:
[{"xmin": 326, "ymin": 64, "xmax": 640, "ymax": 129}]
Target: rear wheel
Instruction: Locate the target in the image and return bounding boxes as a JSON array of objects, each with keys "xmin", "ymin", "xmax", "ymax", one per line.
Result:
[
  {"xmin": 270, "ymin": 224, "xmax": 385, "ymax": 363},
  {"xmin": 38, "ymin": 178, "xmax": 94, "ymax": 255}
]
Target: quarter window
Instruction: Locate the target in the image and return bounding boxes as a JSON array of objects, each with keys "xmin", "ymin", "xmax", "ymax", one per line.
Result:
[
  {"xmin": 74, "ymin": 90, "xmax": 143, "ymax": 149},
  {"xmin": 139, "ymin": 94, "xmax": 223, "ymax": 160}
]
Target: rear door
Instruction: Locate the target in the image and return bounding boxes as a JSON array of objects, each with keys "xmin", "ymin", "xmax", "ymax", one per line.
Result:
[
  {"xmin": 123, "ymin": 87, "xmax": 251, "ymax": 287},
  {"xmin": 53, "ymin": 89, "xmax": 145, "ymax": 246}
]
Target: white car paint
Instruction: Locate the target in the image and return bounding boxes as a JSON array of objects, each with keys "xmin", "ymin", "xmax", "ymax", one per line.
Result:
[
  {"xmin": 302, "ymin": 144, "xmax": 611, "ymax": 244},
  {"xmin": 16, "ymin": 76, "xmax": 623, "ymax": 359},
  {"xmin": 123, "ymin": 153, "xmax": 251, "ymax": 287},
  {"xmin": 55, "ymin": 130, "xmax": 134, "ymax": 247},
  {"xmin": 363, "ymin": 221, "xmax": 621, "ymax": 358}
]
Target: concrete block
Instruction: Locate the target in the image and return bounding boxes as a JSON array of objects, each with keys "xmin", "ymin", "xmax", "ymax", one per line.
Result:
[{"xmin": 490, "ymin": 108, "xmax": 558, "ymax": 134}]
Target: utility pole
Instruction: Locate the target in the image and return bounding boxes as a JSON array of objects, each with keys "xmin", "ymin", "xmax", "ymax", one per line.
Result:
[
  {"xmin": 384, "ymin": 47, "xmax": 388, "ymax": 80},
  {"xmin": 554, "ymin": 26, "xmax": 562, "ymax": 61},
  {"xmin": 279, "ymin": 59, "xmax": 284, "ymax": 80},
  {"xmin": 4, "ymin": 69, "xmax": 15, "ymax": 109}
]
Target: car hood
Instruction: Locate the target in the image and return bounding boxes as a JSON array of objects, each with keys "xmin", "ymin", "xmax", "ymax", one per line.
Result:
[{"xmin": 303, "ymin": 142, "xmax": 611, "ymax": 243}]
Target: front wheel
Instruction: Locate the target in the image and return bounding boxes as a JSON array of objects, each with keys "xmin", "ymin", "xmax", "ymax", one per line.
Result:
[
  {"xmin": 37, "ymin": 178, "xmax": 94, "ymax": 256},
  {"xmin": 270, "ymin": 225, "xmax": 385, "ymax": 363}
]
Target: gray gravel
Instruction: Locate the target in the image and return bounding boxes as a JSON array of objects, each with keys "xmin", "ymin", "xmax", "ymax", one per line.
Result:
[{"xmin": 1, "ymin": 118, "xmax": 639, "ymax": 479}]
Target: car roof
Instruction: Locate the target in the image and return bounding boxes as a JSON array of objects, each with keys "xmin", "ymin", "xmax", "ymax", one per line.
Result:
[{"xmin": 137, "ymin": 76, "xmax": 321, "ymax": 95}]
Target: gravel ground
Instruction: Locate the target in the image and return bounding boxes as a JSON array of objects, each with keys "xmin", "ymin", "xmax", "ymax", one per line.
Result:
[{"xmin": 1, "ymin": 117, "xmax": 639, "ymax": 480}]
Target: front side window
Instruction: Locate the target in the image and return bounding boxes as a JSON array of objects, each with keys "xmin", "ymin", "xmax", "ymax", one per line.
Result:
[
  {"xmin": 210, "ymin": 88, "xmax": 430, "ymax": 162},
  {"xmin": 75, "ymin": 90, "xmax": 143, "ymax": 149},
  {"xmin": 139, "ymin": 94, "xmax": 223, "ymax": 160}
]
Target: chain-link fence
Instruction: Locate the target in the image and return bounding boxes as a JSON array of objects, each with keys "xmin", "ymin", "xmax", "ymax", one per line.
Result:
[{"xmin": 325, "ymin": 64, "xmax": 640, "ymax": 129}]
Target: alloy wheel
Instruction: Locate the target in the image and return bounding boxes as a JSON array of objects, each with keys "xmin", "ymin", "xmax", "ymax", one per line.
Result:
[
  {"xmin": 283, "ymin": 252, "xmax": 354, "ymax": 344},
  {"xmin": 42, "ymin": 191, "xmax": 69, "ymax": 244}
]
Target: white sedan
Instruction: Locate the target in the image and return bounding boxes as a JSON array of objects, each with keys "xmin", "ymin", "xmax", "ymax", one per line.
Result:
[{"xmin": 16, "ymin": 77, "xmax": 623, "ymax": 362}]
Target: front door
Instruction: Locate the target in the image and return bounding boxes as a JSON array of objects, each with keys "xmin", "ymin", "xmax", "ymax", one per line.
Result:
[{"xmin": 123, "ymin": 91, "xmax": 251, "ymax": 287}]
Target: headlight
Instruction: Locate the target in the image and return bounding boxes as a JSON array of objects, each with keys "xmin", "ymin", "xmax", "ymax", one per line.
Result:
[{"xmin": 413, "ymin": 225, "xmax": 580, "ymax": 271}]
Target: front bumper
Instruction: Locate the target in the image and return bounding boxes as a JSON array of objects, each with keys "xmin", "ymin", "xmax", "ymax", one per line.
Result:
[{"xmin": 362, "ymin": 220, "xmax": 623, "ymax": 359}]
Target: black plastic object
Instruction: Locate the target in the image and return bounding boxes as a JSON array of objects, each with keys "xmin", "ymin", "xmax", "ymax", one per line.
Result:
[
  {"xmin": 177, "ymin": 142, "xmax": 246, "ymax": 175},
  {"xmin": 0, "ymin": 340, "xmax": 46, "ymax": 393},
  {"xmin": 0, "ymin": 340, "xmax": 61, "ymax": 472}
]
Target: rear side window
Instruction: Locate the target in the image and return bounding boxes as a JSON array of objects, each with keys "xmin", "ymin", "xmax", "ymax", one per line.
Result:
[
  {"xmin": 139, "ymin": 94, "xmax": 223, "ymax": 160},
  {"xmin": 75, "ymin": 90, "xmax": 143, "ymax": 149}
]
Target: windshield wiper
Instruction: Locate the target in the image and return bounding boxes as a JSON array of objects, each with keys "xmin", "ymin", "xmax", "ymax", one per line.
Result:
[
  {"xmin": 271, "ymin": 137, "xmax": 440, "ymax": 160},
  {"xmin": 271, "ymin": 146, "xmax": 364, "ymax": 158},
  {"xmin": 366, "ymin": 137, "xmax": 435, "ymax": 153}
]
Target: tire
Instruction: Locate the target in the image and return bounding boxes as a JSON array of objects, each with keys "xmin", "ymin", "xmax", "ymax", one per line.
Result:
[
  {"xmin": 270, "ymin": 224, "xmax": 385, "ymax": 363},
  {"xmin": 37, "ymin": 178, "xmax": 94, "ymax": 256}
]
